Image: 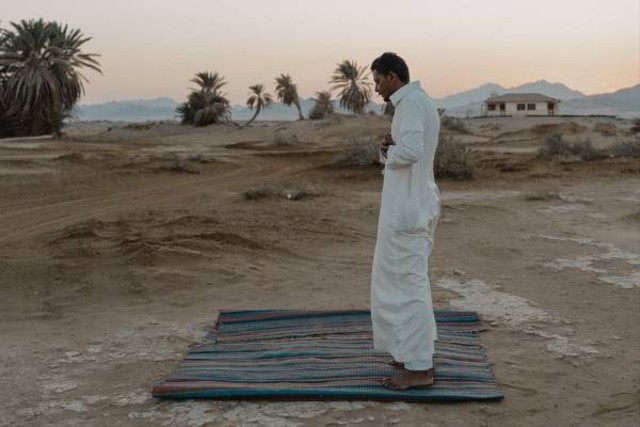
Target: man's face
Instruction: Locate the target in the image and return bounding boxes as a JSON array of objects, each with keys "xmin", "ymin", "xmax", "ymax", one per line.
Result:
[{"xmin": 373, "ymin": 70, "xmax": 396, "ymax": 102}]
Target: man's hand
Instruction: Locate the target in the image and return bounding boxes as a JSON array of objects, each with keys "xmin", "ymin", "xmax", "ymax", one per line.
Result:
[{"xmin": 381, "ymin": 132, "xmax": 395, "ymax": 157}]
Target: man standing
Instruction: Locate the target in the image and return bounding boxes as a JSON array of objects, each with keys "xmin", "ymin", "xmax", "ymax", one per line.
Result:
[{"xmin": 370, "ymin": 52, "xmax": 441, "ymax": 390}]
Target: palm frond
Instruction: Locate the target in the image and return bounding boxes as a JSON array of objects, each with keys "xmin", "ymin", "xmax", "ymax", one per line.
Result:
[
  {"xmin": 0, "ymin": 18, "xmax": 102, "ymax": 135},
  {"xmin": 329, "ymin": 60, "xmax": 371, "ymax": 114}
]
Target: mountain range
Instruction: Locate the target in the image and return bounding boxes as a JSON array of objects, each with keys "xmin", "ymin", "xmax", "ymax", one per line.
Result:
[{"xmin": 72, "ymin": 80, "xmax": 639, "ymax": 122}]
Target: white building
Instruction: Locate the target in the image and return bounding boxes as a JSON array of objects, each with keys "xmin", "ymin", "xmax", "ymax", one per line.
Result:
[{"xmin": 483, "ymin": 93, "xmax": 560, "ymax": 117}]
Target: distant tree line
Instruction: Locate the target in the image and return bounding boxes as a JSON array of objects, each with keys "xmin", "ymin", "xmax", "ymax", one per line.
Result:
[
  {"xmin": 177, "ymin": 60, "xmax": 382, "ymax": 127},
  {"xmin": 0, "ymin": 18, "xmax": 390, "ymax": 137}
]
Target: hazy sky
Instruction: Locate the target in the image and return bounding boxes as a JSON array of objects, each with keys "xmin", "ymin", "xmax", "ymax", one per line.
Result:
[{"xmin": 3, "ymin": 0, "xmax": 639, "ymax": 105}]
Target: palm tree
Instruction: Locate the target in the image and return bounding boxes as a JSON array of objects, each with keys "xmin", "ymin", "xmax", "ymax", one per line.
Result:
[
  {"xmin": 275, "ymin": 73, "xmax": 304, "ymax": 120},
  {"xmin": 309, "ymin": 91, "xmax": 334, "ymax": 120},
  {"xmin": 0, "ymin": 19, "xmax": 101, "ymax": 136},
  {"xmin": 243, "ymin": 84, "xmax": 273, "ymax": 127},
  {"xmin": 176, "ymin": 71, "xmax": 230, "ymax": 126},
  {"xmin": 330, "ymin": 60, "xmax": 371, "ymax": 115}
]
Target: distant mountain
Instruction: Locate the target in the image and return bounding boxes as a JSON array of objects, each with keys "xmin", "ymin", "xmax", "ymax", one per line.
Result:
[
  {"xmin": 70, "ymin": 80, "xmax": 638, "ymax": 122},
  {"xmin": 561, "ymin": 84, "xmax": 640, "ymax": 118},
  {"xmin": 431, "ymin": 83, "xmax": 505, "ymax": 109},
  {"xmin": 508, "ymin": 80, "xmax": 585, "ymax": 100},
  {"xmin": 432, "ymin": 79, "xmax": 585, "ymax": 111},
  {"xmin": 73, "ymin": 97, "xmax": 179, "ymax": 122},
  {"xmin": 436, "ymin": 80, "xmax": 638, "ymax": 118}
]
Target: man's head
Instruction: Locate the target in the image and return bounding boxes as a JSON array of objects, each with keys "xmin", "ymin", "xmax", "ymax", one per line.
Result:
[{"xmin": 370, "ymin": 52, "xmax": 410, "ymax": 102}]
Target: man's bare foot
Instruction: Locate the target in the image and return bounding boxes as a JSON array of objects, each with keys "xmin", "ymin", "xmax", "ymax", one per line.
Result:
[
  {"xmin": 387, "ymin": 359, "xmax": 404, "ymax": 368},
  {"xmin": 382, "ymin": 368, "xmax": 434, "ymax": 390}
]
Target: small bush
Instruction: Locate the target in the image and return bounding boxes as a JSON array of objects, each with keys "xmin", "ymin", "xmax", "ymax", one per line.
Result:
[
  {"xmin": 435, "ymin": 136, "xmax": 474, "ymax": 180},
  {"xmin": 441, "ymin": 116, "xmax": 469, "ymax": 134},
  {"xmin": 537, "ymin": 134, "xmax": 606, "ymax": 161},
  {"xmin": 163, "ymin": 154, "xmax": 199, "ymax": 174},
  {"xmin": 186, "ymin": 153, "xmax": 215, "ymax": 163},
  {"xmin": 523, "ymin": 191, "xmax": 561, "ymax": 201},
  {"xmin": 123, "ymin": 123, "xmax": 152, "ymax": 131},
  {"xmin": 610, "ymin": 137, "xmax": 640, "ymax": 158},
  {"xmin": 273, "ymin": 131, "xmax": 300, "ymax": 146},
  {"xmin": 335, "ymin": 138, "xmax": 379, "ymax": 168},
  {"xmin": 572, "ymin": 139, "xmax": 604, "ymax": 161},
  {"xmin": 308, "ymin": 108, "xmax": 326, "ymax": 120},
  {"xmin": 309, "ymin": 91, "xmax": 335, "ymax": 120},
  {"xmin": 630, "ymin": 118, "xmax": 640, "ymax": 134},
  {"xmin": 593, "ymin": 122, "xmax": 617, "ymax": 137},
  {"xmin": 243, "ymin": 183, "xmax": 321, "ymax": 201}
]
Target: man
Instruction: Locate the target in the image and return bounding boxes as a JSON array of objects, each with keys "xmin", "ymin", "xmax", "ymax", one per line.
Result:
[{"xmin": 370, "ymin": 52, "xmax": 441, "ymax": 390}]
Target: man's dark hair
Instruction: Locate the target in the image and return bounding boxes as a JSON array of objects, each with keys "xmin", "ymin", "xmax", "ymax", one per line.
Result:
[{"xmin": 370, "ymin": 52, "xmax": 410, "ymax": 83}]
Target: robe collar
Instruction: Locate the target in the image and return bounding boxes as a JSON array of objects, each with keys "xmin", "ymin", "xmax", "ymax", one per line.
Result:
[{"xmin": 389, "ymin": 81, "xmax": 421, "ymax": 107}]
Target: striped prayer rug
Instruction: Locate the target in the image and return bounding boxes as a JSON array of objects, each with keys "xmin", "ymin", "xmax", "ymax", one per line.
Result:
[{"xmin": 152, "ymin": 310, "xmax": 504, "ymax": 401}]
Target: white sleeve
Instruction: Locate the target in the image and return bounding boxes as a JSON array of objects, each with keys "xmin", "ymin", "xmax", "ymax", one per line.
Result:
[{"xmin": 385, "ymin": 99, "xmax": 425, "ymax": 169}]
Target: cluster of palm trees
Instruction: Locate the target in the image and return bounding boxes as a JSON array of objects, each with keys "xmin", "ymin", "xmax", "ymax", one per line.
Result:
[
  {"xmin": 0, "ymin": 19, "xmax": 101, "ymax": 137},
  {"xmin": 0, "ymin": 18, "xmax": 378, "ymax": 136},
  {"xmin": 177, "ymin": 60, "xmax": 374, "ymax": 127}
]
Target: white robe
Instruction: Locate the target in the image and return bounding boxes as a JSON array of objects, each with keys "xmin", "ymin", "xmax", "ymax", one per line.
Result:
[{"xmin": 371, "ymin": 81, "xmax": 440, "ymax": 367}]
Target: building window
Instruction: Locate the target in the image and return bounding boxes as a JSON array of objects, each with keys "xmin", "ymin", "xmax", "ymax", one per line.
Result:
[
  {"xmin": 527, "ymin": 103, "xmax": 536, "ymax": 110},
  {"xmin": 517, "ymin": 104, "xmax": 525, "ymax": 111},
  {"xmin": 487, "ymin": 104, "xmax": 496, "ymax": 111}
]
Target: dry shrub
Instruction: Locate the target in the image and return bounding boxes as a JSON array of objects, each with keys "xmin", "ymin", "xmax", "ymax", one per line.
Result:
[
  {"xmin": 243, "ymin": 182, "xmax": 322, "ymax": 201},
  {"xmin": 441, "ymin": 116, "xmax": 469, "ymax": 134},
  {"xmin": 610, "ymin": 137, "xmax": 640, "ymax": 158},
  {"xmin": 56, "ymin": 152, "xmax": 84, "ymax": 162},
  {"xmin": 435, "ymin": 136, "xmax": 474, "ymax": 180},
  {"xmin": 335, "ymin": 138, "xmax": 379, "ymax": 168},
  {"xmin": 593, "ymin": 122, "xmax": 617, "ymax": 137},
  {"xmin": 622, "ymin": 211, "xmax": 640, "ymax": 223},
  {"xmin": 537, "ymin": 134, "xmax": 605, "ymax": 161},
  {"xmin": 531, "ymin": 122, "xmax": 585, "ymax": 135},
  {"xmin": 186, "ymin": 153, "xmax": 215, "ymax": 163},
  {"xmin": 123, "ymin": 123, "xmax": 152, "ymax": 131},
  {"xmin": 273, "ymin": 131, "xmax": 300, "ymax": 146},
  {"xmin": 480, "ymin": 123, "xmax": 501, "ymax": 132},
  {"xmin": 630, "ymin": 118, "xmax": 640, "ymax": 134},
  {"xmin": 162, "ymin": 154, "xmax": 200, "ymax": 174},
  {"xmin": 523, "ymin": 191, "xmax": 561, "ymax": 201}
]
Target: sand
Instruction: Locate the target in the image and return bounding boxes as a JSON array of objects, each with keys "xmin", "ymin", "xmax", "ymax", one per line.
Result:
[{"xmin": 0, "ymin": 115, "xmax": 638, "ymax": 427}]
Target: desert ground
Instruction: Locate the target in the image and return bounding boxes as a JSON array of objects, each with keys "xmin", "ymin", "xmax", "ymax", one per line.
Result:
[{"xmin": 0, "ymin": 114, "xmax": 639, "ymax": 427}]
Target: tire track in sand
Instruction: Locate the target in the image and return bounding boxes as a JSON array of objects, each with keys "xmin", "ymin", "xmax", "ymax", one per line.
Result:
[{"xmin": 0, "ymin": 155, "xmax": 308, "ymax": 244}]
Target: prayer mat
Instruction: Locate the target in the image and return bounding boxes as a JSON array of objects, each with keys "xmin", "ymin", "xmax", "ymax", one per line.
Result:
[{"xmin": 152, "ymin": 310, "xmax": 504, "ymax": 401}]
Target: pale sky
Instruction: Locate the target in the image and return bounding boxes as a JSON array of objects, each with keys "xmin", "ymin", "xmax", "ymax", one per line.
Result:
[{"xmin": 3, "ymin": 0, "xmax": 639, "ymax": 105}]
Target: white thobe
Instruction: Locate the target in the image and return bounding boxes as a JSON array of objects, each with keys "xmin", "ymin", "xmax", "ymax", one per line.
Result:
[{"xmin": 371, "ymin": 81, "xmax": 440, "ymax": 370}]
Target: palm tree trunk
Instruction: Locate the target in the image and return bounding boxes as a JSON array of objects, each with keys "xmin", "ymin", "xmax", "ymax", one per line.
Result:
[
  {"xmin": 294, "ymin": 99, "xmax": 304, "ymax": 120},
  {"xmin": 243, "ymin": 107, "xmax": 261, "ymax": 128}
]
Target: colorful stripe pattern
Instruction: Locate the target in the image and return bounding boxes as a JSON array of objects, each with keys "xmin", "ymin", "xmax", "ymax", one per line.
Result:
[{"xmin": 152, "ymin": 310, "xmax": 504, "ymax": 401}]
